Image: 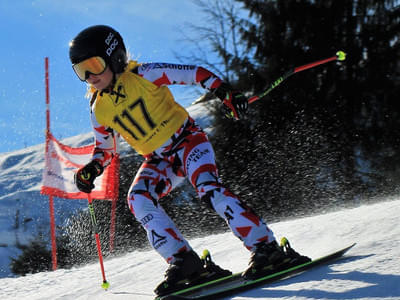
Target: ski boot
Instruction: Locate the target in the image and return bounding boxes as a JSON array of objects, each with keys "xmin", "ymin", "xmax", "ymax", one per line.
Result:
[
  {"xmin": 154, "ymin": 249, "xmax": 232, "ymax": 297},
  {"xmin": 242, "ymin": 240, "xmax": 291, "ymax": 279},
  {"xmin": 194, "ymin": 249, "xmax": 232, "ymax": 284},
  {"xmin": 154, "ymin": 250, "xmax": 204, "ymax": 297},
  {"xmin": 242, "ymin": 238, "xmax": 311, "ymax": 279},
  {"xmin": 280, "ymin": 237, "xmax": 311, "ymax": 265}
]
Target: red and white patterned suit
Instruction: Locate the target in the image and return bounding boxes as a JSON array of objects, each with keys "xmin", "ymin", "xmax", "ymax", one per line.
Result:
[{"xmin": 89, "ymin": 61, "xmax": 275, "ymax": 262}]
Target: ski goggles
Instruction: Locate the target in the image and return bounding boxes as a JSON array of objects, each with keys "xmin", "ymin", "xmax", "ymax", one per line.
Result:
[{"xmin": 72, "ymin": 56, "xmax": 107, "ymax": 81}]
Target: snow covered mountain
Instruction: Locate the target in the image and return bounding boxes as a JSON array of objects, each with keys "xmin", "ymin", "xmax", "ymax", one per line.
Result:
[
  {"xmin": 0, "ymin": 102, "xmax": 214, "ymax": 278},
  {"xmin": 1, "ymin": 197, "xmax": 399, "ymax": 299}
]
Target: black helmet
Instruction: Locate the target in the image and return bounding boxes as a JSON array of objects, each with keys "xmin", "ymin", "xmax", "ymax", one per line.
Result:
[{"xmin": 69, "ymin": 25, "xmax": 127, "ymax": 74}]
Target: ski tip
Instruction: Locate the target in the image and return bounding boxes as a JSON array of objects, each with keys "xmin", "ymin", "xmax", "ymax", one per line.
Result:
[
  {"xmin": 345, "ymin": 242, "xmax": 356, "ymax": 249},
  {"xmin": 337, "ymin": 243, "xmax": 356, "ymax": 257},
  {"xmin": 347, "ymin": 242, "xmax": 357, "ymax": 250}
]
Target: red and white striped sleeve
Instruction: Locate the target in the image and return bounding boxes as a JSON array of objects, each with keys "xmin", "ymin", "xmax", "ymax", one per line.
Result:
[
  {"xmin": 137, "ymin": 63, "xmax": 223, "ymax": 91},
  {"xmin": 90, "ymin": 110, "xmax": 115, "ymax": 168}
]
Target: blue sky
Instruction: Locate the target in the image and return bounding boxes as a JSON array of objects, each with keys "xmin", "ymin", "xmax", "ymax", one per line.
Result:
[{"xmin": 0, "ymin": 0, "xmax": 217, "ymax": 153}]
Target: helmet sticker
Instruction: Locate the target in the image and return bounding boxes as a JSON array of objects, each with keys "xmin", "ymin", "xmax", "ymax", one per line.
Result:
[{"xmin": 105, "ymin": 32, "xmax": 118, "ymax": 57}]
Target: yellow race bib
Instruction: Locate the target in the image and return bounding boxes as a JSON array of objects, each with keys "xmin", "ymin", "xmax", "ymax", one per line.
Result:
[{"xmin": 92, "ymin": 61, "xmax": 188, "ymax": 155}]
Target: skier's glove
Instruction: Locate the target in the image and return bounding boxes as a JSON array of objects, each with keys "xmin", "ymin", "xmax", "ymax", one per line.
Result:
[
  {"xmin": 74, "ymin": 160, "xmax": 104, "ymax": 193},
  {"xmin": 214, "ymin": 82, "xmax": 248, "ymax": 120}
]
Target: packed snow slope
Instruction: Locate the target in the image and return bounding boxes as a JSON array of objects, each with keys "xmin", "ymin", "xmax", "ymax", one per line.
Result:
[{"xmin": 1, "ymin": 198, "xmax": 399, "ymax": 300}]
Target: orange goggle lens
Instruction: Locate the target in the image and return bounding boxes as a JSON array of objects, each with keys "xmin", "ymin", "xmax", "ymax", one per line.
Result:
[{"xmin": 72, "ymin": 56, "xmax": 106, "ymax": 81}]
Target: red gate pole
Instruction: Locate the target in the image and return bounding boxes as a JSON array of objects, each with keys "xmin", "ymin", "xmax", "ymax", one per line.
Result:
[{"xmin": 45, "ymin": 57, "xmax": 57, "ymax": 270}]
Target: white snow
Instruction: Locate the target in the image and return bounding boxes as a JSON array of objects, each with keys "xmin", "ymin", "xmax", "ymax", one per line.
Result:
[{"xmin": 1, "ymin": 198, "xmax": 399, "ymax": 300}]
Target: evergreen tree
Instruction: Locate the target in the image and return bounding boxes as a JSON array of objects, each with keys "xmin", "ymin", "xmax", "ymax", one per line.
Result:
[
  {"xmin": 188, "ymin": 0, "xmax": 400, "ymax": 212},
  {"xmin": 235, "ymin": 0, "xmax": 400, "ymax": 197},
  {"xmin": 10, "ymin": 235, "xmax": 51, "ymax": 276}
]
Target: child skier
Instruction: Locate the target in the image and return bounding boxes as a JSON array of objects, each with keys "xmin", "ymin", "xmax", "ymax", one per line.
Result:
[{"xmin": 69, "ymin": 25, "xmax": 310, "ymax": 296}]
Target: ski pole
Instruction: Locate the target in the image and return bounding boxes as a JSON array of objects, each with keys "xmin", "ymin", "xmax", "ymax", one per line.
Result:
[
  {"xmin": 87, "ymin": 193, "xmax": 110, "ymax": 290},
  {"xmin": 248, "ymin": 50, "xmax": 346, "ymax": 104}
]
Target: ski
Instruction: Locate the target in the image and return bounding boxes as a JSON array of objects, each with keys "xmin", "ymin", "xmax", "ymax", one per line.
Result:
[{"xmin": 157, "ymin": 243, "xmax": 356, "ymax": 300}]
